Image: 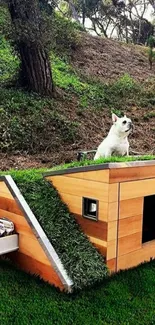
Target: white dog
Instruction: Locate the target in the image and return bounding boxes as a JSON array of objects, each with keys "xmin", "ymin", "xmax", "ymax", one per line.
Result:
[{"xmin": 94, "ymin": 113, "xmax": 133, "ymax": 160}]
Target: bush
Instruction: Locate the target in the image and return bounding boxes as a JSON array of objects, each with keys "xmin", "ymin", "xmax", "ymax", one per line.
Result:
[
  {"xmin": 0, "ymin": 36, "xmax": 19, "ymax": 84},
  {"xmin": 40, "ymin": 11, "xmax": 81, "ymax": 56},
  {"xmin": 111, "ymin": 73, "xmax": 138, "ymax": 96}
]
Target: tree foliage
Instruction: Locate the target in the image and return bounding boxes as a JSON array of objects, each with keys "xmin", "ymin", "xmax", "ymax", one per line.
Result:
[{"xmin": 58, "ymin": 0, "xmax": 154, "ymax": 44}]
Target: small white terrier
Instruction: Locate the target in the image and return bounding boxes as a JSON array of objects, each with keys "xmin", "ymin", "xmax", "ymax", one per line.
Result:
[{"xmin": 94, "ymin": 113, "xmax": 133, "ymax": 160}]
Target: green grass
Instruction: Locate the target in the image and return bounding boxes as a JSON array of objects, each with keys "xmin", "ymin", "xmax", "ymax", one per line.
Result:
[
  {"xmin": 0, "ymin": 169, "xmax": 108, "ymax": 290},
  {"xmin": 50, "ymin": 155, "xmax": 155, "ymax": 172},
  {"xmin": 0, "ymin": 86, "xmax": 81, "ymax": 151},
  {"xmin": 0, "ymin": 258, "xmax": 155, "ymax": 324},
  {"xmin": 0, "ymin": 36, "xmax": 19, "ymax": 83}
]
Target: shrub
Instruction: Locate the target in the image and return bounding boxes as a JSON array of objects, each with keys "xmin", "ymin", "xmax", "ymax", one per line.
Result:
[{"xmin": 111, "ymin": 73, "xmax": 138, "ymax": 96}]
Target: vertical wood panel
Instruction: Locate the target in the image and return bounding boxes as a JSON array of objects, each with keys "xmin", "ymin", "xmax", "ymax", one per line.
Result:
[
  {"xmin": 106, "ymin": 240, "xmax": 117, "ymax": 260},
  {"xmin": 107, "ymin": 258, "xmax": 116, "ymax": 272},
  {"xmin": 108, "ymin": 183, "xmax": 119, "ymax": 202},
  {"xmin": 108, "ymin": 201, "xmax": 118, "ymax": 221},
  {"xmin": 107, "ymin": 221, "xmax": 117, "ymax": 241}
]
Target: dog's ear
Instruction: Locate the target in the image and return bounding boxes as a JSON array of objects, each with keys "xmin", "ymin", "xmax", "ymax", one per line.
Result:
[{"xmin": 112, "ymin": 113, "xmax": 118, "ymax": 123}]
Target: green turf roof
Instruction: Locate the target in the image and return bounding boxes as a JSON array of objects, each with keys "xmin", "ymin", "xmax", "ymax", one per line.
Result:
[{"xmin": 49, "ymin": 155, "xmax": 155, "ymax": 172}]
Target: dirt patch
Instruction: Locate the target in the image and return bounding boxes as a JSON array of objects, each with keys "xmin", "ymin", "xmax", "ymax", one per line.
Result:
[{"xmin": 71, "ymin": 33, "xmax": 155, "ymax": 82}]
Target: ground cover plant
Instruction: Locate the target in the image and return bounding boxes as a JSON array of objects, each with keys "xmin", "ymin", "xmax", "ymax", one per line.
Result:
[{"xmin": 0, "ymin": 258, "xmax": 155, "ymax": 325}]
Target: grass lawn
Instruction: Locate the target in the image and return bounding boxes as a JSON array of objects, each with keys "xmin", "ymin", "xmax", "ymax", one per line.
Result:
[{"xmin": 0, "ymin": 259, "xmax": 155, "ymax": 325}]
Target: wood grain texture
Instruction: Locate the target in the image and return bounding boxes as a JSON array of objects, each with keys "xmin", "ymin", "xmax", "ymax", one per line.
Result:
[
  {"xmin": 0, "ymin": 181, "xmax": 14, "ymax": 199},
  {"xmin": 0, "ymin": 209, "xmax": 32, "ymax": 237},
  {"xmin": 119, "ymin": 197, "xmax": 143, "ymax": 219},
  {"xmin": 59, "ymin": 193, "xmax": 108, "ymax": 222},
  {"xmin": 118, "ymin": 215, "xmax": 142, "ymax": 238},
  {"xmin": 117, "ymin": 240, "xmax": 155, "ymax": 271},
  {"xmin": 0, "ymin": 197, "xmax": 23, "ymax": 215},
  {"xmin": 118, "ymin": 232, "xmax": 142, "ymax": 256},
  {"xmin": 88, "ymin": 236, "xmax": 107, "ymax": 247},
  {"xmin": 108, "ymin": 183, "xmax": 119, "ymax": 202},
  {"xmin": 18, "ymin": 234, "xmax": 51, "ymax": 265},
  {"xmin": 66, "ymin": 170, "xmax": 109, "ymax": 183},
  {"xmin": 107, "ymin": 258, "xmax": 116, "ymax": 272},
  {"xmin": 106, "ymin": 240, "xmax": 117, "ymax": 260},
  {"xmin": 8, "ymin": 251, "xmax": 64, "ymax": 290},
  {"xmin": 107, "ymin": 221, "xmax": 117, "ymax": 241},
  {"xmin": 120, "ymin": 178, "xmax": 155, "ymax": 200},
  {"xmin": 109, "ymin": 165, "xmax": 155, "ymax": 183},
  {"xmin": 74, "ymin": 214, "xmax": 107, "ymax": 241},
  {"xmin": 108, "ymin": 202, "xmax": 118, "ymax": 221},
  {"xmin": 93, "ymin": 243, "xmax": 107, "ymax": 257},
  {"xmin": 47, "ymin": 176, "xmax": 109, "ymax": 202}
]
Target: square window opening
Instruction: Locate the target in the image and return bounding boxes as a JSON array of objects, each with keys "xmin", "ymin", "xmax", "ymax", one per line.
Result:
[{"xmin": 82, "ymin": 197, "xmax": 98, "ymax": 221}]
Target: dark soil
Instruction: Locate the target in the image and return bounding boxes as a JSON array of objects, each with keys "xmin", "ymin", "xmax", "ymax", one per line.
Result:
[{"xmin": 71, "ymin": 33, "xmax": 155, "ymax": 82}]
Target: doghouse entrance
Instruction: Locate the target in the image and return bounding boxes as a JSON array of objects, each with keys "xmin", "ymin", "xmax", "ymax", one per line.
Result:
[{"xmin": 142, "ymin": 195, "xmax": 155, "ymax": 243}]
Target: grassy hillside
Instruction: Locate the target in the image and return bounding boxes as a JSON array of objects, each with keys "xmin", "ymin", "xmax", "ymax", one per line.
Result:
[
  {"xmin": 1, "ymin": 259, "xmax": 155, "ymax": 324},
  {"xmin": 0, "ymin": 5, "xmax": 154, "ymax": 170}
]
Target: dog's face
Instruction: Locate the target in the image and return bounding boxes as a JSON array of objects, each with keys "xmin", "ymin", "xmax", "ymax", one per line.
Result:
[{"xmin": 112, "ymin": 113, "xmax": 133, "ymax": 136}]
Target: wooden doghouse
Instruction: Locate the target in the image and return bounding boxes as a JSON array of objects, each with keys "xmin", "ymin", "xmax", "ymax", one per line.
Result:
[{"xmin": 44, "ymin": 160, "xmax": 155, "ymax": 273}]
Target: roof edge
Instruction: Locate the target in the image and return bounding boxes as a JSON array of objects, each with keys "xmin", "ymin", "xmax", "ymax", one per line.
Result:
[{"xmin": 43, "ymin": 159, "xmax": 155, "ymax": 177}]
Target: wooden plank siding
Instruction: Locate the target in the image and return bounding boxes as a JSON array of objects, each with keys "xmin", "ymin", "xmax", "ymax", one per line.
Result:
[
  {"xmin": 45, "ymin": 171, "xmax": 155, "ymax": 274},
  {"xmin": 65, "ymin": 170, "xmax": 110, "ymax": 183},
  {"xmin": 120, "ymin": 178, "xmax": 155, "ymax": 201},
  {"xmin": 109, "ymin": 165, "xmax": 155, "ymax": 183},
  {"xmin": 117, "ymin": 176, "xmax": 155, "ymax": 271},
  {"xmin": 47, "ymin": 175, "xmax": 119, "ymax": 270}
]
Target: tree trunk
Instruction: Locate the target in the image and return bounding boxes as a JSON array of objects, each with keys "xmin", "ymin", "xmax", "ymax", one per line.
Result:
[
  {"xmin": 8, "ymin": 0, "xmax": 54, "ymax": 96},
  {"xmin": 18, "ymin": 42, "xmax": 54, "ymax": 95}
]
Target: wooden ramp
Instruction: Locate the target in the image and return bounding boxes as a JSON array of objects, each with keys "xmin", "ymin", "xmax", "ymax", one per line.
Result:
[{"xmin": 0, "ymin": 175, "xmax": 73, "ymax": 292}]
